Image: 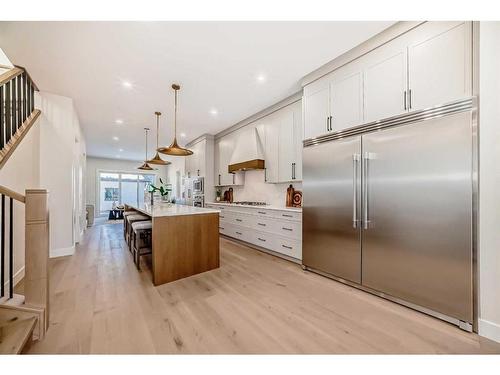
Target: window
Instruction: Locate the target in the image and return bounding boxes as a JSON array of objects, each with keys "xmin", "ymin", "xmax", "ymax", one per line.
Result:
[{"xmin": 98, "ymin": 171, "xmax": 156, "ymax": 214}]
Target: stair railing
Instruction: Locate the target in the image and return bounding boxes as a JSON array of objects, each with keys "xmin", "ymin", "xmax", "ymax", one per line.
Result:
[
  {"xmin": 0, "ymin": 186, "xmax": 50, "ymax": 337},
  {"xmin": 0, "ymin": 66, "xmax": 41, "ymax": 169}
]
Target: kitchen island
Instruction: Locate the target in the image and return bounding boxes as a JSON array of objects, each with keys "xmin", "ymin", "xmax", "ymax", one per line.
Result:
[{"xmin": 124, "ymin": 203, "xmax": 220, "ymax": 285}]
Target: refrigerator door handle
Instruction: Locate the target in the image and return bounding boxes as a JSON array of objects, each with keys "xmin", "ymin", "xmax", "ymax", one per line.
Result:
[
  {"xmin": 352, "ymin": 153, "xmax": 360, "ymax": 228},
  {"xmin": 363, "ymin": 152, "xmax": 371, "ymax": 230}
]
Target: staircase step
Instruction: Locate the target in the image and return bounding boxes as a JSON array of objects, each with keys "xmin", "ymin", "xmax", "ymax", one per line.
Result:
[
  {"xmin": 0, "ymin": 294, "xmax": 25, "ymax": 306},
  {"xmin": 0, "ymin": 307, "xmax": 38, "ymax": 354}
]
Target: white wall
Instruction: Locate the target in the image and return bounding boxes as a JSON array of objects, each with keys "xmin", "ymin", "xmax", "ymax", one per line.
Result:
[
  {"xmin": 0, "ymin": 47, "xmax": 14, "ymax": 75},
  {"xmin": 0, "ymin": 122, "xmax": 41, "ymax": 289},
  {"xmin": 85, "ymin": 156, "xmax": 171, "ymax": 216},
  {"xmin": 37, "ymin": 92, "xmax": 87, "ymax": 258},
  {"xmin": 218, "ymin": 169, "xmax": 302, "ymax": 207},
  {"xmin": 478, "ymin": 21, "xmax": 500, "ymax": 343}
]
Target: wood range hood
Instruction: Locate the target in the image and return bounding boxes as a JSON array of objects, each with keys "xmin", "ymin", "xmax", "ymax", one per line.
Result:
[
  {"xmin": 228, "ymin": 128, "xmax": 265, "ymax": 173},
  {"xmin": 228, "ymin": 159, "xmax": 265, "ymax": 173}
]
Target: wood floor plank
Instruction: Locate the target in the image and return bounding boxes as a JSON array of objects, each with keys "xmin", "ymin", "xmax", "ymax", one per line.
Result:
[{"xmin": 27, "ymin": 221, "xmax": 500, "ymax": 354}]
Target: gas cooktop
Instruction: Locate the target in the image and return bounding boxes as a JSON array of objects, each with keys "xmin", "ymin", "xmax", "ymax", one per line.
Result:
[{"xmin": 231, "ymin": 201, "xmax": 267, "ymax": 206}]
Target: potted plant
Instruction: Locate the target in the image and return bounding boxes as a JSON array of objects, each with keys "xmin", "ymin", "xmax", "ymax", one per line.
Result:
[
  {"xmin": 216, "ymin": 187, "xmax": 222, "ymax": 202},
  {"xmin": 148, "ymin": 178, "xmax": 172, "ymax": 204}
]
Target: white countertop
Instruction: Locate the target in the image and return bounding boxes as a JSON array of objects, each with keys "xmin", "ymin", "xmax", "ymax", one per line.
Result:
[
  {"xmin": 129, "ymin": 203, "xmax": 220, "ymax": 218},
  {"xmin": 207, "ymin": 201, "xmax": 302, "ymax": 212}
]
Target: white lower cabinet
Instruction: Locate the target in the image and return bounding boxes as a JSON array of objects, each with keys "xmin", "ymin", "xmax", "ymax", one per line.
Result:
[{"xmin": 209, "ymin": 203, "xmax": 302, "ymax": 261}]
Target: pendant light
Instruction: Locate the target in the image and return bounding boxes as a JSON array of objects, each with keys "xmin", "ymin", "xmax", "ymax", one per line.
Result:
[
  {"xmin": 147, "ymin": 111, "xmax": 171, "ymax": 165},
  {"xmin": 138, "ymin": 128, "xmax": 154, "ymax": 170},
  {"xmin": 157, "ymin": 84, "xmax": 193, "ymax": 156}
]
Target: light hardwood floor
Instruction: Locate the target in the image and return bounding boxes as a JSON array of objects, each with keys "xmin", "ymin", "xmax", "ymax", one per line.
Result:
[{"xmin": 24, "ymin": 222, "xmax": 500, "ymax": 354}]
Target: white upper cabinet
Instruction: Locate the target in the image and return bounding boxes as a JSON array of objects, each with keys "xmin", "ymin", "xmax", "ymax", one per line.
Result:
[
  {"xmin": 278, "ymin": 108, "xmax": 295, "ymax": 182},
  {"xmin": 264, "ymin": 101, "xmax": 303, "ymax": 183},
  {"xmin": 303, "ymin": 83, "xmax": 329, "ymax": 140},
  {"xmin": 264, "ymin": 113, "xmax": 280, "ymax": 183},
  {"xmin": 302, "ymin": 21, "xmax": 472, "ymax": 139},
  {"xmin": 363, "ymin": 40, "xmax": 408, "ymax": 123},
  {"xmin": 293, "ymin": 101, "xmax": 303, "ymax": 181},
  {"xmin": 330, "ymin": 67, "xmax": 364, "ymax": 131},
  {"xmin": 303, "ymin": 63, "xmax": 363, "ymax": 140},
  {"xmin": 214, "ymin": 133, "xmax": 244, "ymax": 186},
  {"xmin": 408, "ymin": 21, "xmax": 472, "ymax": 111},
  {"xmin": 186, "ymin": 138, "xmax": 208, "ymax": 178}
]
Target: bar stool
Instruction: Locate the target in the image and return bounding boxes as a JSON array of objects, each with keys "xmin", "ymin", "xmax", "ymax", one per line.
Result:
[
  {"xmin": 131, "ymin": 220, "xmax": 152, "ymax": 270},
  {"xmin": 125, "ymin": 214, "xmax": 149, "ymax": 250},
  {"xmin": 123, "ymin": 210, "xmax": 137, "ymax": 239}
]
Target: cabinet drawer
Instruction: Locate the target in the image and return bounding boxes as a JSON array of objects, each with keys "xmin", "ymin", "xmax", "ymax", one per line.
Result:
[
  {"xmin": 248, "ymin": 231, "xmax": 275, "ymax": 251},
  {"xmin": 250, "ymin": 215, "xmax": 275, "ymax": 232},
  {"xmin": 218, "ymin": 222, "xmax": 231, "ymax": 236},
  {"xmin": 273, "ymin": 237, "xmax": 302, "ymax": 260},
  {"xmin": 228, "ymin": 226, "xmax": 250, "ymax": 242},
  {"xmin": 275, "ymin": 220, "xmax": 302, "ymax": 240},
  {"xmin": 229, "ymin": 212, "xmax": 253, "ymax": 228},
  {"xmin": 272, "ymin": 210, "xmax": 302, "ymax": 222}
]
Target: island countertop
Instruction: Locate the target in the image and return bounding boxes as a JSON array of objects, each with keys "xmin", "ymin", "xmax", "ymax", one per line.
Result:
[{"xmin": 129, "ymin": 202, "xmax": 220, "ymax": 218}]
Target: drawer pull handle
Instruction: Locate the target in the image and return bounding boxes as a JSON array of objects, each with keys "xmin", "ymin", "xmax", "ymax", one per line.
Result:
[
  {"xmin": 258, "ymin": 211, "xmax": 267, "ymax": 214},
  {"xmin": 219, "ymin": 227, "xmax": 224, "ymax": 230},
  {"xmin": 220, "ymin": 215, "xmax": 225, "ymax": 218},
  {"xmin": 258, "ymin": 238, "xmax": 266, "ymax": 242},
  {"xmin": 282, "ymin": 227, "xmax": 293, "ymax": 231},
  {"xmin": 282, "ymin": 244, "xmax": 293, "ymax": 250},
  {"xmin": 236, "ymin": 231, "xmax": 242, "ymax": 235},
  {"xmin": 258, "ymin": 223, "xmax": 266, "ymax": 226},
  {"xmin": 282, "ymin": 214, "xmax": 293, "ymax": 218},
  {"xmin": 236, "ymin": 218, "xmax": 242, "ymax": 222}
]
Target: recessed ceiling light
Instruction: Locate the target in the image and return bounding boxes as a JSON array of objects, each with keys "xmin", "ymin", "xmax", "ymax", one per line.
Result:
[
  {"xmin": 256, "ymin": 74, "xmax": 266, "ymax": 83},
  {"xmin": 210, "ymin": 108, "xmax": 218, "ymax": 116},
  {"xmin": 122, "ymin": 81, "xmax": 133, "ymax": 89},
  {"xmin": 119, "ymin": 148, "xmax": 124, "ymax": 152},
  {"xmin": 115, "ymin": 119, "xmax": 124, "ymax": 124},
  {"xmin": 180, "ymin": 133, "xmax": 186, "ymax": 138},
  {"xmin": 112, "ymin": 136, "xmax": 119, "ymax": 141}
]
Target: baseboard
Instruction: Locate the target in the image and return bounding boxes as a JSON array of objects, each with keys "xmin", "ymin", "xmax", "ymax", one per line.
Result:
[
  {"xmin": 479, "ymin": 318, "xmax": 500, "ymax": 343},
  {"xmin": 50, "ymin": 245, "xmax": 75, "ymax": 258},
  {"xmin": 2, "ymin": 266, "xmax": 25, "ymax": 290}
]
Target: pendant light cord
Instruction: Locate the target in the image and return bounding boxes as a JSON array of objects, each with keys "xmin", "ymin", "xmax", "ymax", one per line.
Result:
[
  {"xmin": 174, "ymin": 89, "xmax": 178, "ymax": 139},
  {"xmin": 156, "ymin": 114, "xmax": 160, "ymax": 149},
  {"xmin": 145, "ymin": 128, "xmax": 149, "ymax": 161}
]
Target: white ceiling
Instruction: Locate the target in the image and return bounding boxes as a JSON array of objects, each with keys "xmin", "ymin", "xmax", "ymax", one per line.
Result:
[{"xmin": 0, "ymin": 21, "xmax": 394, "ymax": 161}]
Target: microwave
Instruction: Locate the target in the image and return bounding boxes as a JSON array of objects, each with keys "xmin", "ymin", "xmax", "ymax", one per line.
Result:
[{"xmin": 192, "ymin": 177, "xmax": 204, "ymax": 194}]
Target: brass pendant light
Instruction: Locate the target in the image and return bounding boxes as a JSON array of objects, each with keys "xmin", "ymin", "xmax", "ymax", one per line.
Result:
[
  {"xmin": 157, "ymin": 84, "xmax": 193, "ymax": 156},
  {"xmin": 138, "ymin": 128, "xmax": 154, "ymax": 170},
  {"xmin": 147, "ymin": 111, "xmax": 171, "ymax": 165}
]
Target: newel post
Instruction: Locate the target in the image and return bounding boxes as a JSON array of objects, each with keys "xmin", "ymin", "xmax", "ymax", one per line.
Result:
[{"xmin": 24, "ymin": 189, "xmax": 50, "ymax": 332}]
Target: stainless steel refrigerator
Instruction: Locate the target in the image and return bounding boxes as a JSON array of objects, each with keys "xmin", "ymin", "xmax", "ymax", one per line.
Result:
[{"xmin": 302, "ymin": 99, "xmax": 475, "ymax": 330}]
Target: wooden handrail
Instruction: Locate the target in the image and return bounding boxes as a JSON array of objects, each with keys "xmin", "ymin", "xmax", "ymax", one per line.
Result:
[
  {"xmin": 13, "ymin": 65, "xmax": 39, "ymax": 91},
  {"xmin": 0, "ymin": 185, "xmax": 25, "ymax": 203},
  {"xmin": 0, "ymin": 67, "xmax": 24, "ymax": 87}
]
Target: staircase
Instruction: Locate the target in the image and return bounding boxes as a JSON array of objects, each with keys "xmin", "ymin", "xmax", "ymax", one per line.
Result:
[{"xmin": 0, "ymin": 66, "xmax": 49, "ymax": 354}]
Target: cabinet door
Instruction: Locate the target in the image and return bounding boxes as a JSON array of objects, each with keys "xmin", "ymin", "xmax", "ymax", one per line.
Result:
[
  {"xmin": 278, "ymin": 109, "xmax": 295, "ymax": 182},
  {"xmin": 218, "ymin": 137, "xmax": 233, "ymax": 186},
  {"xmin": 292, "ymin": 101, "xmax": 303, "ymax": 181},
  {"xmin": 303, "ymin": 84, "xmax": 330, "ymax": 140},
  {"xmin": 185, "ymin": 152, "xmax": 194, "ymax": 178},
  {"xmin": 214, "ymin": 140, "xmax": 222, "ymax": 185},
  {"xmin": 264, "ymin": 113, "xmax": 280, "ymax": 183},
  {"xmin": 363, "ymin": 41, "xmax": 408, "ymax": 123},
  {"xmin": 408, "ymin": 22, "xmax": 471, "ymax": 111},
  {"xmin": 329, "ymin": 71, "xmax": 363, "ymax": 131},
  {"xmin": 196, "ymin": 140, "xmax": 206, "ymax": 177}
]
